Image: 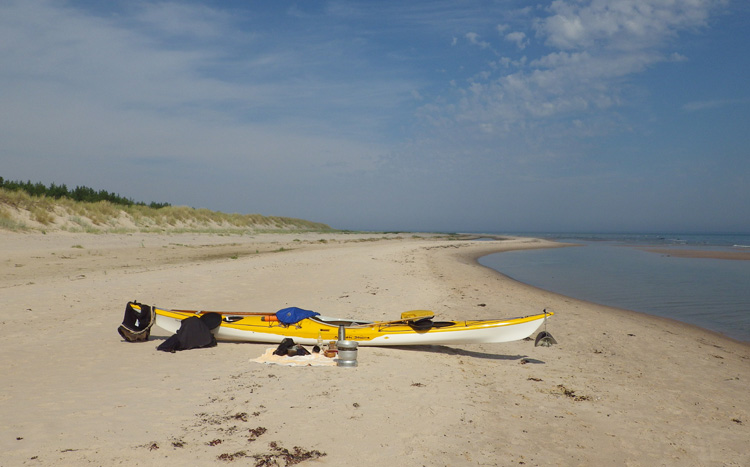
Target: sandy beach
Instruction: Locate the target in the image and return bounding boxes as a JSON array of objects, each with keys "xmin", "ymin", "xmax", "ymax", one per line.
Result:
[{"xmin": 1, "ymin": 231, "xmax": 748, "ymax": 466}]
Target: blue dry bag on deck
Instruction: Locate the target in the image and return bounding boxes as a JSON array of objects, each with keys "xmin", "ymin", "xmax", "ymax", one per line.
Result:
[{"xmin": 275, "ymin": 307, "xmax": 319, "ymax": 325}]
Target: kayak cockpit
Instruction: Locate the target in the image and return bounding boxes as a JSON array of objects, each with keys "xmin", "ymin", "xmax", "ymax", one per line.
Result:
[{"xmin": 309, "ymin": 315, "xmax": 373, "ymax": 327}]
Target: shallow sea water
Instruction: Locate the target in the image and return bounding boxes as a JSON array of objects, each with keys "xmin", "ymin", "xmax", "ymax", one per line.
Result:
[{"xmin": 478, "ymin": 234, "xmax": 750, "ymax": 342}]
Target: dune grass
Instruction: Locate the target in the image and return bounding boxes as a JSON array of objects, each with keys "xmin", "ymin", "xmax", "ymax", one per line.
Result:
[{"xmin": 0, "ymin": 188, "xmax": 333, "ymax": 234}]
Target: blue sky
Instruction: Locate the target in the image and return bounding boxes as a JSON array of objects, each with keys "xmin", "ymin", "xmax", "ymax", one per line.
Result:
[{"xmin": 1, "ymin": 0, "xmax": 748, "ymax": 233}]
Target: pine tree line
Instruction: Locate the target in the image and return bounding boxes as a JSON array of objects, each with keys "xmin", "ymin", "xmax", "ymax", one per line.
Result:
[{"xmin": 0, "ymin": 177, "xmax": 171, "ymax": 209}]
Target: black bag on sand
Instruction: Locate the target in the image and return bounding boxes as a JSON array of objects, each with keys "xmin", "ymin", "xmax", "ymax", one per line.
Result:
[
  {"xmin": 273, "ymin": 338, "xmax": 296, "ymax": 356},
  {"xmin": 118, "ymin": 301, "xmax": 155, "ymax": 342},
  {"xmin": 156, "ymin": 313, "xmax": 222, "ymax": 353},
  {"xmin": 272, "ymin": 338, "xmax": 310, "ymax": 356}
]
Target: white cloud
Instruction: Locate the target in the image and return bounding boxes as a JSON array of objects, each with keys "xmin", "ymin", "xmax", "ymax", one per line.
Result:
[
  {"xmin": 682, "ymin": 98, "xmax": 749, "ymax": 112},
  {"xmin": 505, "ymin": 31, "xmax": 528, "ymax": 49},
  {"xmin": 536, "ymin": 0, "xmax": 724, "ymax": 51},
  {"xmin": 0, "ymin": 0, "xmax": 421, "ymax": 211},
  {"xmin": 135, "ymin": 2, "xmax": 236, "ymax": 39},
  {"xmin": 0, "ymin": 1, "xmax": 416, "ymax": 140},
  {"xmin": 425, "ymin": 0, "xmax": 726, "ymax": 138},
  {"xmin": 669, "ymin": 52, "xmax": 688, "ymax": 62},
  {"xmin": 465, "ymin": 32, "xmax": 491, "ymax": 49}
]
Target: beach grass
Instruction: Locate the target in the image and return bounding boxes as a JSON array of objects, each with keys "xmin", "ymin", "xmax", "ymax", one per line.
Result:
[
  {"xmin": 0, "ymin": 187, "xmax": 334, "ymax": 234},
  {"xmin": 0, "ymin": 206, "xmax": 27, "ymax": 231}
]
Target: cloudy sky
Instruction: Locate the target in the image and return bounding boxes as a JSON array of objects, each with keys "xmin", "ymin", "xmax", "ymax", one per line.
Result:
[{"xmin": 1, "ymin": 0, "xmax": 748, "ymax": 232}]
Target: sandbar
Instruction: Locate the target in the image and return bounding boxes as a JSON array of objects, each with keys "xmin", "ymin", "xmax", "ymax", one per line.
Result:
[{"xmin": 642, "ymin": 247, "xmax": 750, "ymax": 261}]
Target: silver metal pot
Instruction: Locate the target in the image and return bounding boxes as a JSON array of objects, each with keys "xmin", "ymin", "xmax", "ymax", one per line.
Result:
[{"xmin": 336, "ymin": 339, "xmax": 358, "ymax": 367}]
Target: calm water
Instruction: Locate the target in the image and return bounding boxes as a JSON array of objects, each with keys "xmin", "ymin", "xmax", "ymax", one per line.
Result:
[{"xmin": 478, "ymin": 233, "xmax": 750, "ymax": 342}]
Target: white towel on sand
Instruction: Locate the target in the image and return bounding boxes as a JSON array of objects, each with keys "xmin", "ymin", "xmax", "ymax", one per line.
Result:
[{"xmin": 251, "ymin": 347, "xmax": 337, "ymax": 366}]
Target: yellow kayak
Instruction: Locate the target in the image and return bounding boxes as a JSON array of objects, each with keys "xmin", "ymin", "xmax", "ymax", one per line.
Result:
[{"xmin": 149, "ymin": 305, "xmax": 553, "ymax": 346}]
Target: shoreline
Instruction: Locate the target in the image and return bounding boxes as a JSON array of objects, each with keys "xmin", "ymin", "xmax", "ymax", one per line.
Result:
[
  {"xmin": 458, "ymin": 240, "xmax": 750, "ymax": 345},
  {"xmin": 2, "ymin": 231, "xmax": 748, "ymax": 466},
  {"xmin": 472, "ymin": 243, "xmax": 750, "ymax": 345},
  {"xmin": 478, "ymin": 260, "xmax": 750, "ymax": 348}
]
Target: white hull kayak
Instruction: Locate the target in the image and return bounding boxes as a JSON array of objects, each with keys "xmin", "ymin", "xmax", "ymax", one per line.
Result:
[{"xmin": 153, "ymin": 307, "xmax": 553, "ymax": 347}]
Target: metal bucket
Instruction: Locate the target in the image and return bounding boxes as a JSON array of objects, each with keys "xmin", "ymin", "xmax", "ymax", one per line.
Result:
[{"xmin": 336, "ymin": 340, "xmax": 358, "ymax": 367}]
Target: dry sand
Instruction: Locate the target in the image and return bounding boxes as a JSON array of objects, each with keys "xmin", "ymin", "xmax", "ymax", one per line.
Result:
[{"xmin": 1, "ymin": 231, "xmax": 748, "ymax": 466}]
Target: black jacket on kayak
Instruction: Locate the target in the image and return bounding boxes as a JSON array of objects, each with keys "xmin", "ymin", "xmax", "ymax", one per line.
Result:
[{"xmin": 156, "ymin": 313, "xmax": 221, "ymax": 352}]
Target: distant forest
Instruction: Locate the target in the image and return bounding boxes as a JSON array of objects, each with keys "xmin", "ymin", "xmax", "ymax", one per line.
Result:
[{"xmin": 0, "ymin": 177, "xmax": 171, "ymax": 209}]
